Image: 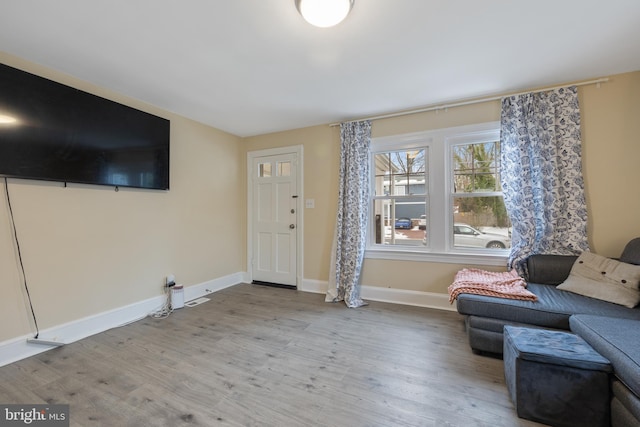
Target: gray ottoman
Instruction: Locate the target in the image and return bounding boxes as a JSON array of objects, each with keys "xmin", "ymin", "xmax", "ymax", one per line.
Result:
[{"xmin": 503, "ymin": 326, "xmax": 612, "ymax": 427}]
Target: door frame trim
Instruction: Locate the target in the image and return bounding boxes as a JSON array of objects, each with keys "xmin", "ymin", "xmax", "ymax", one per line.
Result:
[{"xmin": 247, "ymin": 145, "xmax": 304, "ymax": 288}]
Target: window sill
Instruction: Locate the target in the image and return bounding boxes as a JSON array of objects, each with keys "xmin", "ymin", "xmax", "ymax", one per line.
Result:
[{"xmin": 365, "ymin": 247, "xmax": 508, "ymax": 267}]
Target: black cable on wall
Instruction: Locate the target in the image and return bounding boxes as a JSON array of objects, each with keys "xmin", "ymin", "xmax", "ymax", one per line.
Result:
[{"xmin": 4, "ymin": 177, "xmax": 40, "ymax": 338}]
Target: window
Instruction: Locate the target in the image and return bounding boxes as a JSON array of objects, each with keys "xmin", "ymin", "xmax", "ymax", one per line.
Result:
[
  {"xmin": 277, "ymin": 161, "xmax": 291, "ymax": 176},
  {"xmin": 372, "ymin": 150, "xmax": 427, "ymax": 246},
  {"xmin": 451, "ymin": 140, "xmax": 511, "ymax": 250},
  {"xmin": 259, "ymin": 162, "xmax": 272, "ymax": 177},
  {"xmin": 368, "ymin": 122, "xmax": 509, "ymax": 265},
  {"xmin": 259, "ymin": 160, "xmax": 291, "ymax": 177}
]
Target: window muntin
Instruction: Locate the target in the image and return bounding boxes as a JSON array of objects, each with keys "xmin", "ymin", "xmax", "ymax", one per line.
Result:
[
  {"xmin": 452, "ymin": 142, "xmax": 501, "ymax": 193},
  {"xmin": 374, "ymin": 150, "xmax": 426, "ymax": 196}
]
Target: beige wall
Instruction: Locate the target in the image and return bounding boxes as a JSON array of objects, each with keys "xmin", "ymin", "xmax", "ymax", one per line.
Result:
[
  {"xmin": 243, "ymin": 71, "xmax": 640, "ymax": 294},
  {"xmin": 581, "ymin": 72, "xmax": 640, "ymax": 255},
  {"xmin": 0, "ymin": 53, "xmax": 244, "ymax": 342}
]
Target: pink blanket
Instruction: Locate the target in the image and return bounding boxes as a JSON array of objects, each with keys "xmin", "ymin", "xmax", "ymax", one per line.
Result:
[{"xmin": 448, "ymin": 268, "xmax": 537, "ymax": 304}]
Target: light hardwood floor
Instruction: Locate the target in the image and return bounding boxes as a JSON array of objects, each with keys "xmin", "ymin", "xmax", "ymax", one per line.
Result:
[{"xmin": 0, "ymin": 284, "xmax": 546, "ymax": 427}]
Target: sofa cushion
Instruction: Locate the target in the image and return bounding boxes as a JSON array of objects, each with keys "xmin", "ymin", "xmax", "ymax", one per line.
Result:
[
  {"xmin": 557, "ymin": 252, "xmax": 640, "ymax": 308},
  {"xmin": 570, "ymin": 314, "xmax": 640, "ymax": 398},
  {"xmin": 456, "ymin": 283, "xmax": 640, "ymax": 330},
  {"xmin": 526, "ymin": 254, "xmax": 578, "ymax": 285},
  {"xmin": 620, "ymin": 237, "xmax": 640, "ymax": 265}
]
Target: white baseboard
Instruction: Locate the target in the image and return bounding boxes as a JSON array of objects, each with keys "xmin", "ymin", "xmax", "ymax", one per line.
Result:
[
  {"xmin": 360, "ymin": 285, "xmax": 457, "ymax": 312},
  {"xmin": 298, "ymin": 279, "xmax": 328, "ymax": 294},
  {"xmin": 0, "ymin": 272, "xmax": 245, "ymax": 368},
  {"xmin": 299, "ymin": 279, "xmax": 456, "ymax": 312},
  {"xmin": 183, "ymin": 272, "xmax": 247, "ymax": 302}
]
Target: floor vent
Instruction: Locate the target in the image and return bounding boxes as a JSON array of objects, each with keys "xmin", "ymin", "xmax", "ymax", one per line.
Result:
[{"xmin": 185, "ymin": 297, "xmax": 210, "ymax": 307}]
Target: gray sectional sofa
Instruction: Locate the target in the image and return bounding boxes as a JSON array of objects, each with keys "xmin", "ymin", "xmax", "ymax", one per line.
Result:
[
  {"xmin": 455, "ymin": 238, "xmax": 640, "ymax": 426},
  {"xmin": 570, "ymin": 315, "xmax": 640, "ymax": 426}
]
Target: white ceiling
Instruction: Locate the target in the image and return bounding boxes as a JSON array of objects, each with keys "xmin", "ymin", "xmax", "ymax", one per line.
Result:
[{"xmin": 1, "ymin": 1, "xmax": 639, "ymax": 137}]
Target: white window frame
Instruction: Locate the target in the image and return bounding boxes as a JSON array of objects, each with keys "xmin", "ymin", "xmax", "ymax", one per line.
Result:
[{"xmin": 366, "ymin": 121, "xmax": 507, "ymax": 266}]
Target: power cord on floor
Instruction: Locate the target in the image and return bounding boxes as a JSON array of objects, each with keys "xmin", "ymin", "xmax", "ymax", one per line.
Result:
[{"xmin": 149, "ymin": 283, "xmax": 174, "ymax": 319}]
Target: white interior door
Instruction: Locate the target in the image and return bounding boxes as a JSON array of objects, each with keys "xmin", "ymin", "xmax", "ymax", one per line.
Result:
[{"xmin": 251, "ymin": 152, "xmax": 298, "ymax": 287}]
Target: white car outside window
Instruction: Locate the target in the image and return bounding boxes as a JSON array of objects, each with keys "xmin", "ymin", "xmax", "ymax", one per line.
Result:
[{"xmin": 453, "ymin": 223, "xmax": 510, "ymax": 249}]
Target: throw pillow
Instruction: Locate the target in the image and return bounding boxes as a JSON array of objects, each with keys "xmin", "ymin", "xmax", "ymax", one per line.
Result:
[{"xmin": 557, "ymin": 251, "xmax": 640, "ymax": 308}]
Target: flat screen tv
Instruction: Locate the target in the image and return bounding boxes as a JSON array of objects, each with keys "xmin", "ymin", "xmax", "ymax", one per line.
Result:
[{"xmin": 0, "ymin": 63, "xmax": 170, "ymax": 190}]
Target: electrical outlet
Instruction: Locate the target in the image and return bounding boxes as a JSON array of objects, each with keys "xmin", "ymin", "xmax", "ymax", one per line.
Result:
[{"xmin": 166, "ymin": 274, "xmax": 175, "ymax": 287}]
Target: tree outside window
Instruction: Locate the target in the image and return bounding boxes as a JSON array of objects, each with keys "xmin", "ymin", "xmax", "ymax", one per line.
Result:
[{"xmin": 452, "ymin": 141, "xmax": 511, "ymax": 249}]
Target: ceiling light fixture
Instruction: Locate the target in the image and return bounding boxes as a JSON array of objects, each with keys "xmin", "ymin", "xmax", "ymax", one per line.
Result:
[
  {"xmin": 295, "ymin": 0, "xmax": 354, "ymax": 28},
  {"xmin": 0, "ymin": 114, "xmax": 18, "ymax": 125}
]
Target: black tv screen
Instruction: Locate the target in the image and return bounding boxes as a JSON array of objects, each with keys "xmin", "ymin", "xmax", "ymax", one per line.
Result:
[{"xmin": 0, "ymin": 63, "xmax": 170, "ymax": 190}]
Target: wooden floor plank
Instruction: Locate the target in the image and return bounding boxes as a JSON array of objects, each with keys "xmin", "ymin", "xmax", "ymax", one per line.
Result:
[{"xmin": 0, "ymin": 283, "xmax": 545, "ymax": 426}]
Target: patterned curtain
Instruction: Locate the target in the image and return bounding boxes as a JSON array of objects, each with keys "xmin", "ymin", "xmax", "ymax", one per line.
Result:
[
  {"xmin": 500, "ymin": 86, "xmax": 588, "ymax": 274},
  {"xmin": 326, "ymin": 120, "xmax": 372, "ymax": 308}
]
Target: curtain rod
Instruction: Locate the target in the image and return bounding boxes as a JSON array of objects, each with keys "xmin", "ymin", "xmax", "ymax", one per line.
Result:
[{"xmin": 330, "ymin": 77, "xmax": 609, "ymax": 127}]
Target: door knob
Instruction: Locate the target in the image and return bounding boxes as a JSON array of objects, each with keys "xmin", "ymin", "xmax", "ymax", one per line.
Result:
[{"xmin": 289, "ymin": 224, "xmax": 295, "ymax": 229}]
